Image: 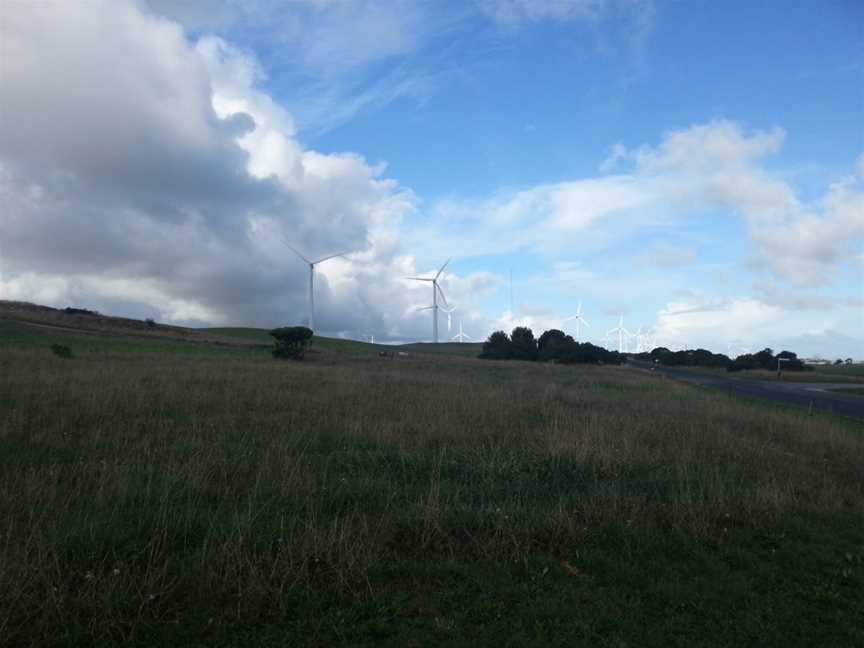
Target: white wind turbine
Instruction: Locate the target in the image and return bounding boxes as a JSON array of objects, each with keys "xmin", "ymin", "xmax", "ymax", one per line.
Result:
[
  {"xmin": 633, "ymin": 325, "xmax": 649, "ymax": 353},
  {"xmin": 452, "ymin": 319, "xmax": 472, "ymax": 343},
  {"xmin": 440, "ymin": 305, "xmax": 456, "ymax": 333},
  {"xmin": 563, "ymin": 301, "xmax": 590, "ymax": 339},
  {"xmin": 606, "ymin": 315, "xmax": 632, "ymax": 353},
  {"xmin": 284, "ymin": 243, "xmax": 347, "ymax": 332},
  {"xmin": 407, "ymin": 258, "xmax": 451, "ymax": 343}
]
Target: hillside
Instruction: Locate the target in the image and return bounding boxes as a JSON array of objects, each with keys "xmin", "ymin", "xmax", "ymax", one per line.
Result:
[{"xmin": 1, "ymin": 305, "xmax": 862, "ymax": 647}]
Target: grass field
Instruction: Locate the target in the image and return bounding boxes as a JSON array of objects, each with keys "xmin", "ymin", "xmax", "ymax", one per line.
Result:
[
  {"xmin": 675, "ymin": 364, "xmax": 864, "ymax": 384},
  {"xmin": 829, "ymin": 388, "xmax": 864, "ymax": 397},
  {"xmin": 1, "ymin": 317, "xmax": 863, "ymax": 647}
]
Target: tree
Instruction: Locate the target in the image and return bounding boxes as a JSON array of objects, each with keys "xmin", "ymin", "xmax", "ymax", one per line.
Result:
[
  {"xmin": 479, "ymin": 330, "xmax": 512, "ymax": 360},
  {"xmin": 510, "ymin": 326, "xmax": 538, "ymax": 361},
  {"xmin": 537, "ymin": 329, "xmax": 573, "ymax": 361},
  {"xmin": 270, "ymin": 326, "xmax": 313, "ymax": 360},
  {"xmin": 753, "ymin": 348, "xmax": 775, "ymax": 370}
]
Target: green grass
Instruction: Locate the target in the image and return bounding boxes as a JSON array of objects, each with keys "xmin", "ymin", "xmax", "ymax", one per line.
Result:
[
  {"xmin": 828, "ymin": 387, "xmax": 864, "ymax": 397},
  {"xmin": 203, "ymin": 326, "xmax": 484, "ymax": 358},
  {"xmin": 674, "ymin": 364, "xmax": 864, "ymax": 384},
  {"xmin": 1, "ymin": 319, "xmax": 863, "ymax": 647},
  {"xmin": 400, "ymin": 341, "xmax": 483, "ymax": 357}
]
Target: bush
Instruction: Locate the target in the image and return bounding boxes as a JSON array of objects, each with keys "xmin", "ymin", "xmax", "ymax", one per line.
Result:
[
  {"xmin": 480, "ymin": 328, "xmax": 623, "ymax": 365},
  {"xmin": 554, "ymin": 341, "xmax": 623, "ymax": 365},
  {"xmin": 537, "ymin": 329, "xmax": 572, "ymax": 362},
  {"xmin": 50, "ymin": 344, "xmax": 73, "ymax": 359},
  {"xmin": 270, "ymin": 326, "xmax": 314, "ymax": 360},
  {"xmin": 510, "ymin": 326, "xmax": 538, "ymax": 361},
  {"xmin": 479, "ymin": 330, "xmax": 513, "ymax": 360},
  {"xmin": 643, "ymin": 347, "xmax": 731, "ymax": 368},
  {"xmin": 727, "ymin": 348, "xmax": 809, "ymax": 372},
  {"xmin": 145, "ymin": 318, "xmax": 156, "ymax": 328},
  {"xmin": 63, "ymin": 307, "xmax": 98, "ymax": 316}
]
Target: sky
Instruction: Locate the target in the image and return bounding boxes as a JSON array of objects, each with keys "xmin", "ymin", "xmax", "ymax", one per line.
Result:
[{"xmin": 0, "ymin": 0, "xmax": 862, "ymax": 358}]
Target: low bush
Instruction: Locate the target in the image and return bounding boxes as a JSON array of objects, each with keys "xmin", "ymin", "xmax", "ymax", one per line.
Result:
[
  {"xmin": 50, "ymin": 344, "xmax": 73, "ymax": 359},
  {"xmin": 270, "ymin": 326, "xmax": 314, "ymax": 360}
]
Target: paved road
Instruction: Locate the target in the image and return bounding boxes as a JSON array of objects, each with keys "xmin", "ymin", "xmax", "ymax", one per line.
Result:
[{"xmin": 627, "ymin": 359, "xmax": 864, "ymax": 420}]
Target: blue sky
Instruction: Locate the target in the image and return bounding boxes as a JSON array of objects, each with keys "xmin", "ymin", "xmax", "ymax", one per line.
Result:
[{"xmin": 1, "ymin": 0, "xmax": 862, "ymax": 357}]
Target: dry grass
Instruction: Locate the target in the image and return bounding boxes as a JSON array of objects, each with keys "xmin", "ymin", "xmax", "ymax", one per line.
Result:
[{"xmin": 1, "ymin": 322, "xmax": 863, "ymax": 646}]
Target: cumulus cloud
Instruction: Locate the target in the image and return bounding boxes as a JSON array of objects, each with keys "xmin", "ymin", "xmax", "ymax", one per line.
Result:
[
  {"xmin": 425, "ymin": 120, "xmax": 862, "ymax": 288},
  {"xmin": 0, "ymin": 0, "xmax": 482, "ymax": 340},
  {"xmin": 615, "ymin": 120, "xmax": 864, "ymax": 287},
  {"xmin": 651, "ymin": 296, "xmax": 863, "ymax": 358}
]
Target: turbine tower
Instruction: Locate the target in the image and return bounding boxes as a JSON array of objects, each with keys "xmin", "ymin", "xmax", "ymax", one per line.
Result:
[
  {"xmin": 440, "ymin": 305, "xmax": 456, "ymax": 333},
  {"xmin": 452, "ymin": 319, "xmax": 472, "ymax": 343},
  {"xmin": 407, "ymin": 258, "xmax": 451, "ymax": 343},
  {"xmin": 563, "ymin": 301, "xmax": 590, "ymax": 339},
  {"xmin": 606, "ymin": 315, "xmax": 631, "ymax": 353},
  {"xmin": 284, "ymin": 243, "xmax": 346, "ymax": 331}
]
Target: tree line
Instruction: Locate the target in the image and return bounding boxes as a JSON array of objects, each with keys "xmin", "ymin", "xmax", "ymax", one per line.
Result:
[
  {"xmin": 479, "ymin": 327, "xmax": 811, "ymax": 373},
  {"xmin": 479, "ymin": 327, "xmax": 624, "ymax": 364}
]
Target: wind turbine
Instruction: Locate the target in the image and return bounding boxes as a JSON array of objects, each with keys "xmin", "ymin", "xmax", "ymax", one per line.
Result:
[
  {"xmin": 606, "ymin": 315, "xmax": 631, "ymax": 354},
  {"xmin": 563, "ymin": 301, "xmax": 590, "ymax": 339},
  {"xmin": 452, "ymin": 319, "xmax": 472, "ymax": 343},
  {"xmin": 284, "ymin": 243, "xmax": 347, "ymax": 331},
  {"xmin": 633, "ymin": 325, "xmax": 648, "ymax": 353},
  {"xmin": 407, "ymin": 258, "xmax": 451, "ymax": 343},
  {"xmin": 440, "ymin": 305, "xmax": 456, "ymax": 333}
]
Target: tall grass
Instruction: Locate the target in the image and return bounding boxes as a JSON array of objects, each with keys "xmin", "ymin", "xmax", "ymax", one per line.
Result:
[{"xmin": 1, "ymin": 332, "xmax": 862, "ymax": 646}]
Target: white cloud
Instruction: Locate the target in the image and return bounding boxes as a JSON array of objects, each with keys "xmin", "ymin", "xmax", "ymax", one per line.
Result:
[
  {"xmin": 0, "ymin": 0, "xmax": 473, "ymax": 340},
  {"xmin": 478, "ymin": 0, "xmax": 604, "ymax": 25}
]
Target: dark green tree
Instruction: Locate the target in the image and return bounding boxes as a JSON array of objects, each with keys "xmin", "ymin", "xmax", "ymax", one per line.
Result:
[
  {"xmin": 270, "ymin": 326, "xmax": 314, "ymax": 360},
  {"xmin": 510, "ymin": 326, "xmax": 538, "ymax": 361},
  {"xmin": 479, "ymin": 330, "xmax": 513, "ymax": 359},
  {"xmin": 537, "ymin": 329, "xmax": 573, "ymax": 361}
]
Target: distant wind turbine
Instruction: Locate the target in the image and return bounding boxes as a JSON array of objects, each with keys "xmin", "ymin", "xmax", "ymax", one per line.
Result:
[
  {"xmin": 407, "ymin": 258, "xmax": 451, "ymax": 343},
  {"xmin": 563, "ymin": 301, "xmax": 590, "ymax": 339},
  {"xmin": 606, "ymin": 315, "xmax": 631, "ymax": 354},
  {"xmin": 440, "ymin": 305, "xmax": 456, "ymax": 333},
  {"xmin": 452, "ymin": 319, "xmax": 472, "ymax": 343},
  {"xmin": 284, "ymin": 242, "xmax": 347, "ymax": 331}
]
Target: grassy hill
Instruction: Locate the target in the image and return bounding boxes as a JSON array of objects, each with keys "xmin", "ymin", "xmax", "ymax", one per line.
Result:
[
  {"xmin": 203, "ymin": 327, "xmax": 485, "ymax": 358},
  {"xmin": 1, "ymin": 310, "xmax": 863, "ymax": 647}
]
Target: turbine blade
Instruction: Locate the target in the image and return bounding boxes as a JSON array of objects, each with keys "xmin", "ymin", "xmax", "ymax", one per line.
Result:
[
  {"xmin": 282, "ymin": 241, "xmax": 311, "ymax": 265},
  {"xmin": 436, "ymin": 284, "xmax": 449, "ymax": 308},
  {"xmin": 313, "ymin": 251, "xmax": 348, "ymax": 265},
  {"xmin": 435, "ymin": 257, "xmax": 452, "ymax": 281},
  {"xmin": 581, "ymin": 318, "xmax": 590, "ymax": 328},
  {"xmin": 406, "ymin": 277, "xmax": 433, "ymax": 282}
]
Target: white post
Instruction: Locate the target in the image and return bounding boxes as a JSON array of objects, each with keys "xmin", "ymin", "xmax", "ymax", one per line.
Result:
[
  {"xmin": 308, "ymin": 264, "xmax": 315, "ymax": 331},
  {"xmin": 432, "ymin": 281, "xmax": 438, "ymax": 343}
]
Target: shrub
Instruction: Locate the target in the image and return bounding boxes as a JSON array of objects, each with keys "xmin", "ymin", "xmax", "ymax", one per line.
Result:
[
  {"xmin": 555, "ymin": 341, "xmax": 623, "ymax": 365},
  {"xmin": 63, "ymin": 307, "xmax": 98, "ymax": 316},
  {"xmin": 479, "ymin": 330, "xmax": 512, "ymax": 360},
  {"xmin": 270, "ymin": 326, "xmax": 314, "ymax": 360},
  {"xmin": 145, "ymin": 318, "xmax": 156, "ymax": 328},
  {"xmin": 50, "ymin": 344, "xmax": 73, "ymax": 359},
  {"xmin": 537, "ymin": 329, "xmax": 573, "ymax": 362},
  {"xmin": 510, "ymin": 326, "xmax": 538, "ymax": 361}
]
